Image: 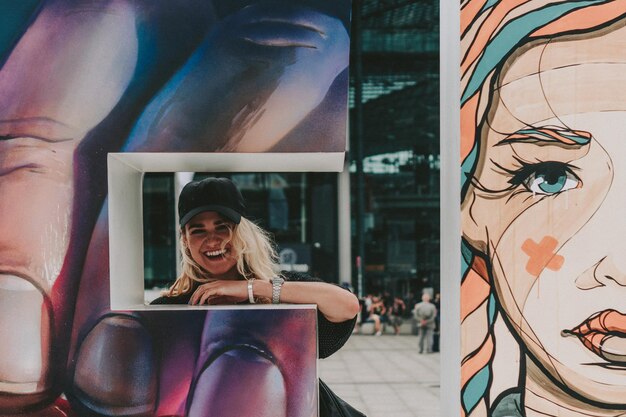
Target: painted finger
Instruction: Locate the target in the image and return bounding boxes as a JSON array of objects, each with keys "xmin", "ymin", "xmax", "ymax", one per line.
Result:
[
  {"xmin": 187, "ymin": 347, "xmax": 287, "ymax": 417},
  {"xmin": 122, "ymin": 2, "xmax": 349, "ymax": 153},
  {"xmin": 65, "ymin": 3, "xmax": 218, "ymax": 414},
  {"xmin": 188, "ymin": 309, "xmax": 317, "ymax": 417},
  {"xmin": 0, "ymin": 1, "xmax": 139, "ymax": 411}
]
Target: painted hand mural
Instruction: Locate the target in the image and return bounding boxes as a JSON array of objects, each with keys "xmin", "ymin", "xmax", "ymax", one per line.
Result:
[
  {"xmin": 0, "ymin": 0, "xmax": 350, "ymax": 416},
  {"xmin": 461, "ymin": 1, "xmax": 626, "ymax": 416}
]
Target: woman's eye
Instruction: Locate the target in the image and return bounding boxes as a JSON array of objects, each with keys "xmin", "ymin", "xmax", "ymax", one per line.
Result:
[
  {"xmin": 521, "ymin": 163, "xmax": 581, "ymax": 195},
  {"xmin": 215, "ymin": 224, "xmax": 233, "ymax": 233}
]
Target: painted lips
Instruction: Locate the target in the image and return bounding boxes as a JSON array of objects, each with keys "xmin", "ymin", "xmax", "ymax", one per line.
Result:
[{"xmin": 564, "ymin": 309, "xmax": 626, "ymax": 364}]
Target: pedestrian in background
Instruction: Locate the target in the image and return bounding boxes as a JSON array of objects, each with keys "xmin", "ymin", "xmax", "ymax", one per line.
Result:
[
  {"xmin": 413, "ymin": 293, "xmax": 437, "ymax": 353},
  {"xmin": 432, "ymin": 293, "xmax": 440, "ymax": 352}
]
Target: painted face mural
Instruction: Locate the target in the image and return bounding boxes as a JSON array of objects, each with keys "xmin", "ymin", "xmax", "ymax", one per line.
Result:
[
  {"xmin": 461, "ymin": 2, "xmax": 626, "ymax": 417},
  {"xmin": 0, "ymin": 0, "xmax": 349, "ymax": 415}
]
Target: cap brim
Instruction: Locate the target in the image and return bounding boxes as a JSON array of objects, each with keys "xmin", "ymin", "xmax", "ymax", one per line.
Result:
[{"xmin": 179, "ymin": 205, "xmax": 242, "ymax": 227}]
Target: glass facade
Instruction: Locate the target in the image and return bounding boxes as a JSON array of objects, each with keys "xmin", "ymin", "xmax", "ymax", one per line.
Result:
[{"xmin": 350, "ymin": 0, "xmax": 440, "ymax": 297}]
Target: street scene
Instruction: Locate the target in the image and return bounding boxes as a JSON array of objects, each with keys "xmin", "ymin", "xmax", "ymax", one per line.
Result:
[
  {"xmin": 321, "ymin": 334, "xmax": 440, "ymax": 417},
  {"xmin": 0, "ymin": 0, "xmax": 442, "ymax": 415}
]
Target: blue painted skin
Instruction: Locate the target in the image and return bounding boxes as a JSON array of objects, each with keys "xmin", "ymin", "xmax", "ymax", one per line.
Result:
[{"xmin": 0, "ymin": 0, "xmax": 349, "ymax": 416}]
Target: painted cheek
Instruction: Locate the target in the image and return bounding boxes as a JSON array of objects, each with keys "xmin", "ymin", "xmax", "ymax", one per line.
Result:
[{"xmin": 521, "ymin": 236, "xmax": 565, "ymax": 277}]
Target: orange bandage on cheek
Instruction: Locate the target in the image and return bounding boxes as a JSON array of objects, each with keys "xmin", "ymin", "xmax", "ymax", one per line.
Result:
[{"xmin": 521, "ymin": 236, "xmax": 564, "ymax": 277}]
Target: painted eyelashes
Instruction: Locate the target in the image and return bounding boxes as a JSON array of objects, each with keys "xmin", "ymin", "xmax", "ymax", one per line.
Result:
[
  {"xmin": 506, "ymin": 160, "xmax": 581, "ymax": 196},
  {"xmin": 473, "ymin": 158, "xmax": 582, "ymax": 197}
]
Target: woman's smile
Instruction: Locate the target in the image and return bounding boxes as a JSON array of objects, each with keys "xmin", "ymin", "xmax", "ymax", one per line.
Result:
[{"xmin": 203, "ymin": 248, "xmax": 228, "ymax": 258}]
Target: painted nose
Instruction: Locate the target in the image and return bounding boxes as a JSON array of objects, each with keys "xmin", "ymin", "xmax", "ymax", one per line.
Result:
[{"xmin": 576, "ymin": 256, "xmax": 626, "ymax": 289}]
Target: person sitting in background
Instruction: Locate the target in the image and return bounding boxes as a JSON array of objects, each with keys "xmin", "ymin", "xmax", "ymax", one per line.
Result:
[
  {"xmin": 390, "ymin": 296, "xmax": 407, "ymax": 335},
  {"xmin": 357, "ymin": 294, "xmax": 382, "ymax": 335},
  {"xmin": 371, "ymin": 295, "xmax": 387, "ymax": 335}
]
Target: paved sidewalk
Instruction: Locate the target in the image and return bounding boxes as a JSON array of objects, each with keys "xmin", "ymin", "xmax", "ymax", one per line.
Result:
[{"xmin": 319, "ymin": 334, "xmax": 440, "ymax": 417}]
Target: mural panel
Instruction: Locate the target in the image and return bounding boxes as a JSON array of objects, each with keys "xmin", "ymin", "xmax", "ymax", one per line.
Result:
[
  {"xmin": 0, "ymin": 0, "xmax": 350, "ymax": 415},
  {"xmin": 461, "ymin": 1, "xmax": 626, "ymax": 416}
]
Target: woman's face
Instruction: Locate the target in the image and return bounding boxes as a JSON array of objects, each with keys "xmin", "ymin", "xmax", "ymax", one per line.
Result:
[
  {"xmin": 462, "ymin": 22, "xmax": 626, "ymax": 404},
  {"xmin": 183, "ymin": 211, "xmax": 239, "ymax": 280}
]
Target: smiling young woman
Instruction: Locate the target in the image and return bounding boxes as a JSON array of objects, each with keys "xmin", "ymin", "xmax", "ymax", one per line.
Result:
[
  {"xmin": 150, "ymin": 176, "xmax": 360, "ymax": 324},
  {"xmin": 149, "ymin": 177, "xmax": 364, "ymax": 417}
]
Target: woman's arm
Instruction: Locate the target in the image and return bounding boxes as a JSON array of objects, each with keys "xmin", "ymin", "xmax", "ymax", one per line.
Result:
[
  {"xmin": 187, "ymin": 274, "xmax": 360, "ymax": 323},
  {"xmin": 252, "ymin": 280, "xmax": 360, "ymax": 323},
  {"xmin": 187, "ymin": 275, "xmax": 359, "ymax": 357}
]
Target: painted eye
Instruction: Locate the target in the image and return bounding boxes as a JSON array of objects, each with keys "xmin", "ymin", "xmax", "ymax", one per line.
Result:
[{"xmin": 524, "ymin": 164, "xmax": 580, "ymax": 195}]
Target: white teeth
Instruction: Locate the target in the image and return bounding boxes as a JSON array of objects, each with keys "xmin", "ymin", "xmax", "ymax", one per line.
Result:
[{"xmin": 204, "ymin": 249, "xmax": 226, "ymax": 257}]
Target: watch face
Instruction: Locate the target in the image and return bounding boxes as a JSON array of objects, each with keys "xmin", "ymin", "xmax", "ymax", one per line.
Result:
[{"xmin": 271, "ymin": 277, "xmax": 284, "ymax": 304}]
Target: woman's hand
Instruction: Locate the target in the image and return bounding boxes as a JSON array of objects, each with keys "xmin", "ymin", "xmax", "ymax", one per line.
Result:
[{"xmin": 189, "ymin": 280, "xmax": 248, "ymax": 305}]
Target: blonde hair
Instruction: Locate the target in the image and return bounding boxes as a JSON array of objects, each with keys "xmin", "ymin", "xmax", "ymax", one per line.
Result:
[{"xmin": 165, "ymin": 217, "xmax": 280, "ymax": 299}]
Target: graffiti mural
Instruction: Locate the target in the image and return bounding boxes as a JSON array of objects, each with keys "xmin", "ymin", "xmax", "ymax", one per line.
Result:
[
  {"xmin": 460, "ymin": 1, "xmax": 626, "ymax": 416},
  {"xmin": 0, "ymin": 0, "xmax": 350, "ymax": 415}
]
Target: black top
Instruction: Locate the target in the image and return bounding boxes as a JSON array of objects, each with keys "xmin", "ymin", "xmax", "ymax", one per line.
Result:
[{"xmin": 151, "ymin": 271, "xmax": 357, "ymax": 358}]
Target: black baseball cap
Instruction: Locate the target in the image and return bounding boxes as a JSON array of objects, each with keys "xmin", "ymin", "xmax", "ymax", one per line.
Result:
[{"xmin": 178, "ymin": 177, "xmax": 246, "ymax": 227}]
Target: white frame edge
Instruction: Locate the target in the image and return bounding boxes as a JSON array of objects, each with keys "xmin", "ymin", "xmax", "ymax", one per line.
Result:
[
  {"xmin": 108, "ymin": 152, "xmax": 345, "ymax": 311},
  {"xmin": 440, "ymin": 0, "xmax": 461, "ymax": 416},
  {"xmin": 110, "ymin": 152, "xmax": 345, "ymax": 172},
  {"xmin": 108, "ymin": 154, "xmax": 145, "ymax": 310}
]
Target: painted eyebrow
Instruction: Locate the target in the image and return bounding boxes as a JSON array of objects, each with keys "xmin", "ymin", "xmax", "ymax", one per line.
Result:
[{"xmin": 495, "ymin": 127, "xmax": 592, "ymax": 147}]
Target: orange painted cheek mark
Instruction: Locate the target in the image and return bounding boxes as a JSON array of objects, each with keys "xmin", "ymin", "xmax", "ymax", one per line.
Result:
[{"xmin": 521, "ymin": 236, "xmax": 565, "ymax": 277}]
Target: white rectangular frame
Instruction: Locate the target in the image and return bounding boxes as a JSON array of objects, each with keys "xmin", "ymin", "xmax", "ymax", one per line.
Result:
[
  {"xmin": 440, "ymin": 0, "xmax": 461, "ymax": 416},
  {"xmin": 108, "ymin": 152, "xmax": 344, "ymax": 310}
]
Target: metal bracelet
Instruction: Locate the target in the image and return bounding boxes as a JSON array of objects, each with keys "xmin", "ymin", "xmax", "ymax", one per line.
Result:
[
  {"xmin": 271, "ymin": 276, "xmax": 285, "ymax": 304},
  {"xmin": 247, "ymin": 278, "xmax": 256, "ymax": 304}
]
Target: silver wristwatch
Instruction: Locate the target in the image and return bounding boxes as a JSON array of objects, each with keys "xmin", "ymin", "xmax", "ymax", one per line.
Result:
[{"xmin": 271, "ymin": 275, "xmax": 285, "ymax": 304}]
